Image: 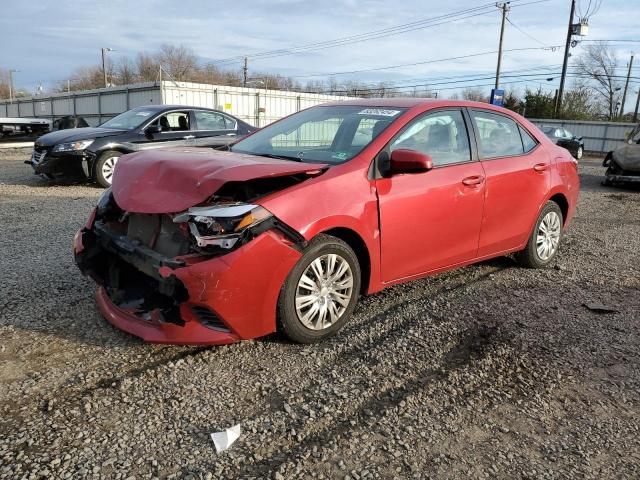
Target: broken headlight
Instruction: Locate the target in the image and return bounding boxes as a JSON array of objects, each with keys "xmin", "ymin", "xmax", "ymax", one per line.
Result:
[{"xmin": 173, "ymin": 203, "xmax": 272, "ymax": 250}]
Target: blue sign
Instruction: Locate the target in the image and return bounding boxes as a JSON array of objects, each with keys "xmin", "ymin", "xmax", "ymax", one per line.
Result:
[{"xmin": 490, "ymin": 89, "xmax": 505, "ymax": 107}]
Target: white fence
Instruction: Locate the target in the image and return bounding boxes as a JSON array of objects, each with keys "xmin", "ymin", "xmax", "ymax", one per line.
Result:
[
  {"xmin": 0, "ymin": 81, "xmax": 348, "ymax": 128},
  {"xmin": 530, "ymin": 118, "xmax": 637, "ymax": 153}
]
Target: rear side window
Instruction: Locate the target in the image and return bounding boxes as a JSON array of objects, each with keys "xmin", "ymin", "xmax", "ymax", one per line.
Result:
[
  {"xmin": 519, "ymin": 125, "xmax": 538, "ymax": 153},
  {"xmin": 471, "ymin": 110, "xmax": 524, "ymax": 159},
  {"xmin": 390, "ymin": 110, "xmax": 471, "ymax": 167},
  {"xmin": 195, "ymin": 111, "xmax": 229, "ymax": 130}
]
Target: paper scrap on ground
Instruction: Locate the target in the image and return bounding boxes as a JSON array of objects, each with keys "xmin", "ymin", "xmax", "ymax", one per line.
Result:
[{"xmin": 211, "ymin": 424, "xmax": 241, "ymax": 453}]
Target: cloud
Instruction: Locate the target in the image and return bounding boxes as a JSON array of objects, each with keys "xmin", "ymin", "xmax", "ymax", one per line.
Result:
[{"xmin": 2, "ymin": 0, "xmax": 636, "ymax": 94}]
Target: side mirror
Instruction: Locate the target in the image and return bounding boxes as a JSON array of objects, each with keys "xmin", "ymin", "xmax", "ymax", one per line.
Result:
[
  {"xmin": 389, "ymin": 149, "xmax": 433, "ymax": 174},
  {"xmin": 145, "ymin": 124, "xmax": 162, "ymax": 135}
]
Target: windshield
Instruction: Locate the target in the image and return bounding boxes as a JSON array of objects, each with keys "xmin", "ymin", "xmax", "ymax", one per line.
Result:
[
  {"xmin": 100, "ymin": 108, "xmax": 157, "ymax": 130},
  {"xmin": 231, "ymin": 105, "xmax": 405, "ymax": 164}
]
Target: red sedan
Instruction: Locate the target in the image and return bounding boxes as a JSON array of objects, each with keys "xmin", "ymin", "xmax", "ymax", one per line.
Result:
[{"xmin": 74, "ymin": 99, "xmax": 579, "ymax": 345}]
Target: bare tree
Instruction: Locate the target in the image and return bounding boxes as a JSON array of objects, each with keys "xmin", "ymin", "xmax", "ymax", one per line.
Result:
[
  {"xmin": 157, "ymin": 44, "xmax": 198, "ymax": 81},
  {"xmin": 136, "ymin": 52, "xmax": 159, "ymax": 82},
  {"xmin": 116, "ymin": 57, "xmax": 138, "ymax": 85},
  {"xmin": 461, "ymin": 88, "xmax": 487, "ymax": 102},
  {"xmin": 574, "ymin": 42, "xmax": 623, "ymax": 119}
]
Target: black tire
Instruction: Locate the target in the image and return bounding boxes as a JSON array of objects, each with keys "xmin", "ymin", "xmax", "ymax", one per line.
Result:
[
  {"xmin": 575, "ymin": 146, "xmax": 583, "ymax": 160},
  {"xmin": 515, "ymin": 201, "xmax": 564, "ymax": 269},
  {"xmin": 277, "ymin": 234, "xmax": 361, "ymax": 344},
  {"xmin": 94, "ymin": 150, "xmax": 122, "ymax": 188}
]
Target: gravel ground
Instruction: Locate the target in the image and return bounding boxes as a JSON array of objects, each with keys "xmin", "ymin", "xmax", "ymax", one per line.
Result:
[{"xmin": 1, "ymin": 148, "xmax": 639, "ymax": 479}]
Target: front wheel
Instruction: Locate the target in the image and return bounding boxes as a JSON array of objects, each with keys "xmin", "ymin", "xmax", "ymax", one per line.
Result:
[
  {"xmin": 516, "ymin": 201, "xmax": 563, "ymax": 268},
  {"xmin": 94, "ymin": 150, "xmax": 122, "ymax": 187},
  {"xmin": 575, "ymin": 146, "xmax": 583, "ymax": 159},
  {"xmin": 277, "ymin": 234, "xmax": 361, "ymax": 343}
]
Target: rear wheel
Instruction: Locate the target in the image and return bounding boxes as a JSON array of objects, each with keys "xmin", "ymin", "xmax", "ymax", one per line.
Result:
[
  {"xmin": 278, "ymin": 234, "xmax": 361, "ymax": 343},
  {"xmin": 516, "ymin": 201, "xmax": 563, "ymax": 268},
  {"xmin": 94, "ymin": 150, "xmax": 122, "ymax": 187}
]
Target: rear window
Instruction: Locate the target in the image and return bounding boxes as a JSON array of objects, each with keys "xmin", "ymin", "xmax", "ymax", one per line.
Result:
[{"xmin": 471, "ymin": 110, "xmax": 525, "ymax": 158}]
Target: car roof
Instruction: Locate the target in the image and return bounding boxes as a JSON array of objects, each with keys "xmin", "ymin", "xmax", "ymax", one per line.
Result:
[
  {"xmin": 130, "ymin": 105, "xmax": 226, "ymax": 112},
  {"xmin": 320, "ymin": 97, "xmax": 518, "ymax": 113}
]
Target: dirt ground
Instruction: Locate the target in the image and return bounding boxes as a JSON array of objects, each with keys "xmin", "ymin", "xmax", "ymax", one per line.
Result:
[{"xmin": 0, "ymin": 148, "xmax": 639, "ymax": 479}]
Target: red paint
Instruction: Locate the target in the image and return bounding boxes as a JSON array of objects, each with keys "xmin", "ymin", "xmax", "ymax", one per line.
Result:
[
  {"xmin": 93, "ymin": 231, "xmax": 301, "ymax": 344},
  {"xmin": 78, "ymin": 99, "xmax": 579, "ymax": 345}
]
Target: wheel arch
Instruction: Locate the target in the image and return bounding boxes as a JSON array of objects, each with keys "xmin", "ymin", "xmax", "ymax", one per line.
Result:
[
  {"xmin": 320, "ymin": 227, "xmax": 371, "ymax": 295},
  {"xmin": 548, "ymin": 192, "xmax": 569, "ymax": 225}
]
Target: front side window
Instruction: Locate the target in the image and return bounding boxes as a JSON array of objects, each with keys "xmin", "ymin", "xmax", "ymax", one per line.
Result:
[
  {"xmin": 149, "ymin": 111, "xmax": 191, "ymax": 132},
  {"xmin": 195, "ymin": 111, "xmax": 232, "ymax": 131},
  {"xmin": 471, "ymin": 110, "xmax": 524, "ymax": 158},
  {"xmin": 231, "ymin": 105, "xmax": 405, "ymax": 164},
  {"xmin": 390, "ymin": 110, "xmax": 471, "ymax": 167}
]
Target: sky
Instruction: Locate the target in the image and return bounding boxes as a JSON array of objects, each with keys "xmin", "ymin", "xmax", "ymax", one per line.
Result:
[{"xmin": 2, "ymin": 0, "xmax": 639, "ymax": 97}]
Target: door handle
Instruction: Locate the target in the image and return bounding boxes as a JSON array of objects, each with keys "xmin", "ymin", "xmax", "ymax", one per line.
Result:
[
  {"xmin": 226, "ymin": 133, "xmax": 237, "ymax": 136},
  {"xmin": 533, "ymin": 163, "xmax": 549, "ymax": 172},
  {"xmin": 183, "ymin": 135, "xmax": 196, "ymax": 140},
  {"xmin": 462, "ymin": 175, "xmax": 484, "ymax": 186}
]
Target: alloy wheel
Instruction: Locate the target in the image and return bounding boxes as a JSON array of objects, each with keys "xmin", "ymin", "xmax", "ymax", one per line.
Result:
[
  {"xmin": 295, "ymin": 253, "xmax": 354, "ymax": 330},
  {"xmin": 101, "ymin": 156, "xmax": 119, "ymax": 184},
  {"xmin": 576, "ymin": 146, "xmax": 583, "ymax": 159},
  {"xmin": 536, "ymin": 211, "xmax": 561, "ymax": 261}
]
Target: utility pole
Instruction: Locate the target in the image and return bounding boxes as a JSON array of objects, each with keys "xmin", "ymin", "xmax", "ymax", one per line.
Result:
[
  {"xmin": 243, "ymin": 57, "xmax": 248, "ymax": 88},
  {"xmin": 556, "ymin": 0, "xmax": 576, "ymax": 118},
  {"xmin": 620, "ymin": 53, "xmax": 635, "ymax": 119},
  {"xmin": 494, "ymin": 2, "xmax": 510, "ymax": 89},
  {"xmin": 633, "ymin": 88, "xmax": 640, "ymax": 123},
  {"xmin": 101, "ymin": 47, "xmax": 113, "ymax": 88},
  {"xmin": 8, "ymin": 69, "xmax": 18, "ymax": 103}
]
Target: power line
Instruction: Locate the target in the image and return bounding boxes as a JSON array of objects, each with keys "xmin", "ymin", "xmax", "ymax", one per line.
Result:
[
  {"xmin": 289, "ymin": 46, "xmax": 562, "ymax": 79},
  {"xmin": 505, "ymin": 17, "xmax": 549, "ymax": 47},
  {"xmin": 208, "ymin": 0, "xmax": 550, "ymax": 66}
]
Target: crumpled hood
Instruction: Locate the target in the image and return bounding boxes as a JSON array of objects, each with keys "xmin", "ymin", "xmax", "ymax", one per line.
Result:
[{"xmin": 112, "ymin": 148, "xmax": 327, "ymax": 213}]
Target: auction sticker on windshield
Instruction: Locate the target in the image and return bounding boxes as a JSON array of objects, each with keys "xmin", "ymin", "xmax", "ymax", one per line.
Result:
[{"xmin": 357, "ymin": 109, "xmax": 401, "ymax": 117}]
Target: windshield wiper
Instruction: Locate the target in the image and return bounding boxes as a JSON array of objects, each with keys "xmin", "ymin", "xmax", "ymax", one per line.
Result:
[{"xmin": 251, "ymin": 153, "xmax": 302, "ymax": 162}]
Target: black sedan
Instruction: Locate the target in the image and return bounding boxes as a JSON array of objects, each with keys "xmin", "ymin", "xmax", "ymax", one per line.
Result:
[
  {"xmin": 541, "ymin": 126, "xmax": 585, "ymax": 160},
  {"xmin": 28, "ymin": 105, "xmax": 255, "ymax": 187}
]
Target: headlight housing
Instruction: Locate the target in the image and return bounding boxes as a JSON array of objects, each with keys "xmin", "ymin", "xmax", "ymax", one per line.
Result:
[
  {"xmin": 53, "ymin": 139, "xmax": 94, "ymax": 152},
  {"xmin": 173, "ymin": 203, "xmax": 273, "ymax": 249}
]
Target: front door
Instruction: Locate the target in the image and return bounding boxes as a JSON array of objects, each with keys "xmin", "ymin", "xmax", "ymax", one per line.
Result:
[
  {"xmin": 137, "ymin": 110, "xmax": 196, "ymax": 149},
  {"xmin": 376, "ymin": 109, "xmax": 486, "ymax": 282}
]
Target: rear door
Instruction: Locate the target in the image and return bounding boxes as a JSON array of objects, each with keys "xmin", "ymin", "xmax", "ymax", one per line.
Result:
[
  {"xmin": 193, "ymin": 110, "xmax": 239, "ymax": 149},
  {"xmin": 376, "ymin": 109, "xmax": 486, "ymax": 282},
  {"xmin": 469, "ymin": 109, "xmax": 550, "ymax": 257}
]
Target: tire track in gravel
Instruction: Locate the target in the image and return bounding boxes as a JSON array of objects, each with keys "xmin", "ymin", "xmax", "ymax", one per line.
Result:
[
  {"xmin": 210, "ymin": 324, "xmax": 503, "ymax": 478},
  {"xmin": 180, "ymin": 266, "xmax": 509, "ymax": 477}
]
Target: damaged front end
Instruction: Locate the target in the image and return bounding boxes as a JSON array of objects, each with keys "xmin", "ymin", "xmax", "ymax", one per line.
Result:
[{"xmin": 74, "ymin": 184, "xmax": 305, "ymax": 344}]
